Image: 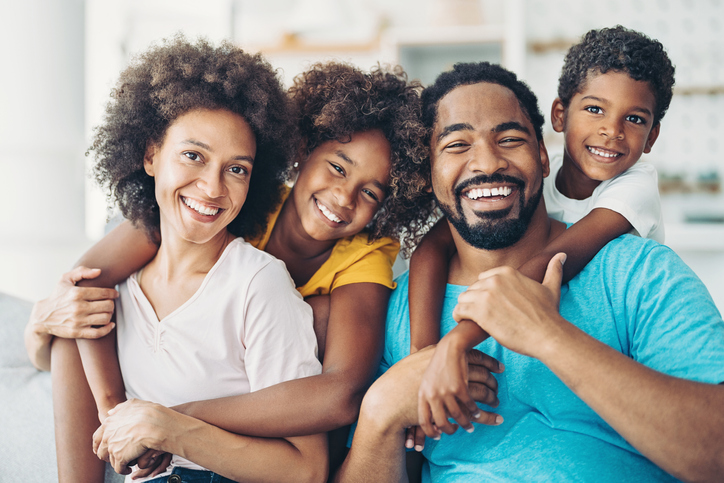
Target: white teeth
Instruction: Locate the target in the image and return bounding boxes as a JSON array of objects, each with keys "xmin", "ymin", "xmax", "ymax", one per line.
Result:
[
  {"xmin": 466, "ymin": 186, "xmax": 512, "ymax": 200},
  {"xmin": 183, "ymin": 197, "xmax": 219, "ymax": 216},
  {"xmin": 316, "ymin": 200, "xmax": 343, "ymax": 223},
  {"xmin": 588, "ymin": 147, "xmax": 620, "ymax": 158}
]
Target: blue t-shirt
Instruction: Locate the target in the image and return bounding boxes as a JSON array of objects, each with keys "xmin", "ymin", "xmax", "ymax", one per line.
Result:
[{"xmin": 381, "ymin": 235, "xmax": 724, "ymax": 482}]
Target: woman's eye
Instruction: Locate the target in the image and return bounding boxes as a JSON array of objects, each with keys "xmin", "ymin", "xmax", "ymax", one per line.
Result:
[
  {"xmin": 229, "ymin": 166, "xmax": 247, "ymax": 175},
  {"xmin": 184, "ymin": 152, "xmax": 200, "ymax": 161},
  {"xmin": 626, "ymin": 115, "xmax": 646, "ymax": 125},
  {"xmin": 585, "ymin": 106, "xmax": 602, "ymax": 114}
]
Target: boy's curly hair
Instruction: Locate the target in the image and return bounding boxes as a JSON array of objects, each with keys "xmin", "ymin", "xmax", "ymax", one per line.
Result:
[
  {"xmin": 89, "ymin": 35, "xmax": 294, "ymax": 241},
  {"xmin": 288, "ymin": 62, "xmax": 434, "ymax": 255},
  {"xmin": 558, "ymin": 25, "xmax": 676, "ymax": 125}
]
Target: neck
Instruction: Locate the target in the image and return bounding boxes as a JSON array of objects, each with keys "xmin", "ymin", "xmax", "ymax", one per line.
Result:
[
  {"xmin": 448, "ymin": 201, "xmax": 565, "ymax": 286},
  {"xmin": 557, "ymin": 153, "xmax": 601, "ymax": 200},
  {"xmin": 146, "ymin": 225, "xmax": 235, "ymax": 283},
  {"xmin": 269, "ymin": 196, "xmax": 337, "ymax": 261}
]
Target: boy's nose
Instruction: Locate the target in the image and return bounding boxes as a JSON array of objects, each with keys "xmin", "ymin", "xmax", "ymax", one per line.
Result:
[{"xmin": 599, "ymin": 119, "xmax": 624, "ymax": 140}]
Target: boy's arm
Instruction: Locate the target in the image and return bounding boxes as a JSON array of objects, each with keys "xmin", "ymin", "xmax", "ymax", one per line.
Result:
[
  {"xmin": 409, "ymin": 220, "xmax": 456, "ymax": 353},
  {"xmin": 518, "ymin": 208, "xmax": 632, "ymax": 283}
]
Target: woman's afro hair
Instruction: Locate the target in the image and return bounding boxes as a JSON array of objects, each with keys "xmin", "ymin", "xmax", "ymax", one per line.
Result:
[
  {"xmin": 557, "ymin": 25, "xmax": 675, "ymax": 125},
  {"xmin": 288, "ymin": 62, "xmax": 434, "ymax": 255},
  {"xmin": 89, "ymin": 35, "xmax": 295, "ymax": 241}
]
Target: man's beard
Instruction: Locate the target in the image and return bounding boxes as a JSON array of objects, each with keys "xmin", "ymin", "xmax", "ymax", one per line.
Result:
[{"xmin": 435, "ymin": 173, "xmax": 543, "ymax": 250}]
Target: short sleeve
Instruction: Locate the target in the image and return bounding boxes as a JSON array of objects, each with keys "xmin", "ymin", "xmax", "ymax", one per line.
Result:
[
  {"xmin": 243, "ymin": 259, "xmax": 322, "ymax": 392},
  {"xmin": 330, "ymin": 237, "xmax": 399, "ymax": 292},
  {"xmin": 593, "ymin": 162, "xmax": 664, "ymax": 243},
  {"xmin": 621, "ymin": 243, "xmax": 724, "ymax": 383}
]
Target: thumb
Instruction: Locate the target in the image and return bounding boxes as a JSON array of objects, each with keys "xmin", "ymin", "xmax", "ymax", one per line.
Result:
[
  {"xmin": 63, "ymin": 266, "xmax": 102, "ymax": 285},
  {"xmin": 541, "ymin": 253, "xmax": 566, "ymax": 301}
]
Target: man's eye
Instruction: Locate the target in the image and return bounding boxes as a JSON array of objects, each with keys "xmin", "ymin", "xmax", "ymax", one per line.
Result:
[
  {"xmin": 184, "ymin": 152, "xmax": 200, "ymax": 161},
  {"xmin": 445, "ymin": 142, "xmax": 468, "ymax": 150},
  {"xmin": 585, "ymin": 106, "xmax": 602, "ymax": 114},
  {"xmin": 500, "ymin": 137, "xmax": 523, "ymax": 145}
]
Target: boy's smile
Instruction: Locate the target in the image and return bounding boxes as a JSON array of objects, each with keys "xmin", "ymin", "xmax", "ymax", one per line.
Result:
[{"xmin": 551, "ymin": 70, "xmax": 660, "ymax": 200}]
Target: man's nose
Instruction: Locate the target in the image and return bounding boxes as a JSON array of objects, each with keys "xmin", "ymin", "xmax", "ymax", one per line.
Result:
[{"xmin": 466, "ymin": 143, "xmax": 509, "ymax": 174}]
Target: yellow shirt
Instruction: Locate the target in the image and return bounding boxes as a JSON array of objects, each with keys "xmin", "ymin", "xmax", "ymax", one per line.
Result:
[{"xmin": 250, "ymin": 191, "xmax": 399, "ymax": 298}]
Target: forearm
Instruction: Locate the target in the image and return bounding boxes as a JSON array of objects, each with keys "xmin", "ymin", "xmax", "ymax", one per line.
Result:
[
  {"xmin": 177, "ymin": 370, "xmax": 362, "ymax": 437},
  {"xmin": 24, "ymin": 301, "xmax": 54, "ymax": 371},
  {"xmin": 539, "ymin": 321, "xmax": 724, "ymax": 482},
  {"xmin": 77, "ymin": 335, "xmax": 126, "ymax": 418},
  {"xmin": 442, "ymin": 319, "xmax": 489, "ymax": 352}
]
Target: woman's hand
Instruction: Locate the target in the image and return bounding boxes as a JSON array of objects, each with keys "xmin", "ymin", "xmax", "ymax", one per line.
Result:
[
  {"xmin": 31, "ymin": 266, "xmax": 118, "ymax": 340},
  {"xmin": 417, "ymin": 342, "xmax": 503, "ymax": 440},
  {"xmin": 93, "ymin": 399, "xmax": 174, "ymax": 475}
]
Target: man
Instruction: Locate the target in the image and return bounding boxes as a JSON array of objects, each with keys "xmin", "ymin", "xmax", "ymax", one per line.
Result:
[{"xmin": 334, "ymin": 63, "xmax": 724, "ymax": 482}]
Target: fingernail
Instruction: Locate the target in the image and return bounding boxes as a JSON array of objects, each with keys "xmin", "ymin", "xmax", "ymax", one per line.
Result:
[
  {"xmin": 498, "ymin": 363, "xmax": 505, "ymax": 371},
  {"xmin": 465, "ymin": 426, "xmax": 474, "ymax": 433},
  {"xmin": 433, "ymin": 435, "xmax": 441, "ymax": 441},
  {"xmin": 495, "ymin": 415, "xmax": 504, "ymax": 424},
  {"xmin": 472, "ymin": 411, "xmax": 481, "ymax": 419},
  {"xmin": 405, "ymin": 438, "xmax": 414, "ymax": 449},
  {"xmin": 560, "ymin": 253, "xmax": 567, "ymax": 266},
  {"xmin": 415, "ymin": 444, "xmax": 424, "ymax": 452}
]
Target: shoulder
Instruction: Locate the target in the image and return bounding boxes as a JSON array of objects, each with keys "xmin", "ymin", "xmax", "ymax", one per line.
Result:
[
  {"xmin": 336, "ymin": 232, "xmax": 400, "ymax": 260},
  {"xmin": 220, "ymin": 238, "xmax": 293, "ymax": 285}
]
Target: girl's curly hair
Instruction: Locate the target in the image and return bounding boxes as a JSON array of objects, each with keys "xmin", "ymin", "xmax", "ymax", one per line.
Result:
[
  {"xmin": 288, "ymin": 62, "xmax": 434, "ymax": 255},
  {"xmin": 558, "ymin": 25, "xmax": 675, "ymax": 125},
  {"xmin": 89, "ymin": 35, "xmax": 295, "ymax": 241}
]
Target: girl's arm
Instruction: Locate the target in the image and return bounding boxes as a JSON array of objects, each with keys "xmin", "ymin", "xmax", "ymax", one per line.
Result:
[
  {"xmin": 518, "ymin": 208, "xmax": 632, "ymax": 283},
  {"xmin": 174, "ymin": 281, "xmax": 390, "ymax": 437},
  {"xmin": 94, "ymin": 399, "xmax": 328, "ymax": 482},
  {"xmin": 408, "ymin": 220, "xmax": 456, "ymax": 353}
]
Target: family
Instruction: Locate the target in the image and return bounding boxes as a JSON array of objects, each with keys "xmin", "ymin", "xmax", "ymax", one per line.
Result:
[{"xmin": 24, "ymin": 26, "xmax": 724, "ymax": 483}]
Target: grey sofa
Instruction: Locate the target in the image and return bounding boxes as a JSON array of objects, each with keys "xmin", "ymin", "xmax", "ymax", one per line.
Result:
[{"xmin": 0, "ymin": 292, "xmax": 122, "ymax": 483}]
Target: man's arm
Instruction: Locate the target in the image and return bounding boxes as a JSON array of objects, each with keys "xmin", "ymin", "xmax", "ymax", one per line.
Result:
[{"xmin": 454, "ymin": 254, "xmax": 724, "ymax": 482}]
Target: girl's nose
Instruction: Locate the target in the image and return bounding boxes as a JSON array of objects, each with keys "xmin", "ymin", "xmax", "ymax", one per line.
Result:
[{"xmin": 333, "ymin": 183, "xmax": 355, "ymax": 209}]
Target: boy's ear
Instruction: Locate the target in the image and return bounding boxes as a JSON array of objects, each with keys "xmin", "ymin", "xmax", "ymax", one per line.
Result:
[
  {"xmin": 643, "ymin": 122, "xmax": 661, "ymax": 154},
  {"xmin": 550, "ymin": 98, "xmax": 566, "ymax": 133},
  {"xmin": 538, "ymin": 138, "xmax": 550, "ymax": 178},
  {"xmin": 143, "ymin": 143, "xmax": 157, "ymax": 177}
]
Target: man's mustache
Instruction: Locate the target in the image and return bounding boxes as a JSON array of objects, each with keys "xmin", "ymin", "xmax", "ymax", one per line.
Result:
[{"xmin": 454, "ymin": 173, "xmax": 525, "ymax": 199}]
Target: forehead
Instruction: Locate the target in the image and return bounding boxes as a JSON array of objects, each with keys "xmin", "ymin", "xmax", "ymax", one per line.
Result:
[
  {"xmin": 578, "ymin": 71, "xmax": 656, "ymax": 109},
  {"xmin": 433, "ymin": 82, "xmax": 531, "ymax": 137}
]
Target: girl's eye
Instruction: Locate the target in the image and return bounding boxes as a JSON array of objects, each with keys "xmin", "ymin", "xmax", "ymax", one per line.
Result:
[
  {"xmin": 330, "ymin": 163, "xmax": 345, "ymax": 175},
  {"xmin": 362, "ymin": 188, "xmax": 380, "ymax": 202},
  {"xmin": 626, "ymin": 114, "xmax": 646, "ymax": 125},
  {"xmin": 184, "ymin": 152, "xmax": 200, "ymax": 161},
  {"xmin": 585, "ymin": 106, "xmax": 602, "ymax": 114}
]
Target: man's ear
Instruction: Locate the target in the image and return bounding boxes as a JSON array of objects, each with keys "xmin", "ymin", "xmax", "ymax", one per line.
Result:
[
  {"xmin": 643, "ymin": 122, "xmax": 661, "ymax": 154},
  {"xmin": 550, "ymin": 98, "xmax": 566, "ymax": 133},
  {"xmin": 143, "ymin": 143, "xmax": 157, "ymax": 177},
  {"xmin": 538, "ymin": 138, "xmax": 550, "ymax": 178}
]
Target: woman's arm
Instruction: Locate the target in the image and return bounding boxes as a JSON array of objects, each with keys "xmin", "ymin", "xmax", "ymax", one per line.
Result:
[
  {"xmin": 94, "ymin": 399, "xmax": 328, "ymax": 483},
  {"xmin": 518, "ymin": 208, "xmax": 632, "ymax": 283},
  {"xmin": 409, "ymin": 220, "xmax": 456, "ymax": 353},
  {"xmin": 175, "ymin": 282, "xmax": 390, "ymax": 437}
]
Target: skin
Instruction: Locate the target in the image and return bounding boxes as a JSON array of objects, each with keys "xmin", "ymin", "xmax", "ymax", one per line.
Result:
[
  {"xmin": 336, "ymin": 82, "xmax": 724, "ymax": 483},
  {"xmin": 88, "ymin": 107, "xmax": 327, "ymax": 481}
]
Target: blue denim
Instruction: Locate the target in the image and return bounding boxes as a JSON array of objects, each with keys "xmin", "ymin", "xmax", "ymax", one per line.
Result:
[{"xmin": 145, "ymin": 466, "xmax": 237, "ymax": 483}]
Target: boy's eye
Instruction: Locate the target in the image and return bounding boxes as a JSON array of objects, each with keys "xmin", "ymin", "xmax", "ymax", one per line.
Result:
[
  {"xmin": 626, "ymin": 115, "xmax": 646, "ymax": 125},
  {"xmin": 584, "ymin": 106, "xmax": 603, "ymax": 114}
]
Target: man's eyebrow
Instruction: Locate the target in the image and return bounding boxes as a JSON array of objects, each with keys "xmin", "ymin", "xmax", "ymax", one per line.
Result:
[
  {"xmin": 181, "ymin": 139, "xmax": 254, "ymax": 163},
  {"xmin": 436, "ymin": 123, "xmax": 474, "ymax": 143},
  {"xmin": 492, "ymin": 122, "xmax": 530, "ymax": 135},
  {"xmin": 581, "ymin": 95, "xmax": 653, "ymax": 116}
]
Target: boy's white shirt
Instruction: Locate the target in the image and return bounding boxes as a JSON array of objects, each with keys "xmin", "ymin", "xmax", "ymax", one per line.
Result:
[{"xmin": 544, "ymin": 155, "xmax": 665, "ymax": 243}]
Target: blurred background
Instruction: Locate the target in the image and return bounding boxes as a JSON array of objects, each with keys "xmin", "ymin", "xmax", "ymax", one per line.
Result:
[{"xmin": 1, "ymin": 0, "xmax": 723, "ymax": 311}]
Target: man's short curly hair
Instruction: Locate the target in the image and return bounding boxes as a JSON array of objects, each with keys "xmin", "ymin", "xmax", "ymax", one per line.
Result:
[
  {"xmin": 288, "ymin": 62, "xmax": 434, "ymax": 255},
  {"xmin": 421, "ymin": 62, "xmax": 545, "ymax": 141},
  {"xmin": 557, "ymin": 25, "xmax": 676, "ymax": 125},
  {"xmin": 89, "ymin": 35, "xmax": 294, "ymax": 241}
]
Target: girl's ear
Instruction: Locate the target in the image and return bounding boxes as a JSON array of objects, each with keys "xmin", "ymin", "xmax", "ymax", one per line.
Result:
[
  {"xmin": 143, "ymin": 143, "xmax": 157, "ymax": 177},
  {"xmin": 550, "ymin": 98, "xmax": 566, "ymax": 133}
]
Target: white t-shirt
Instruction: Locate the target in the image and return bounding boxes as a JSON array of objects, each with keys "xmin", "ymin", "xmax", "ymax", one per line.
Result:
[
  {"xmin": 543, "ymin": 156, "xmax": 664, "ymax": 243},
  {"xmin": 115, "ymin": 237, "xmax": 322, "ymax": 479}
]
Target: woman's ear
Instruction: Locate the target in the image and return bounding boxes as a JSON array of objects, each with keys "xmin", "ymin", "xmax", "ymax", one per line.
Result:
[
  {"xmin": 143, "ymin": 143, "xmax": 157, "ymax": 177},
  {"xmin": 550, "ymin": 98, "xmax": 566, "ymax": 133}
]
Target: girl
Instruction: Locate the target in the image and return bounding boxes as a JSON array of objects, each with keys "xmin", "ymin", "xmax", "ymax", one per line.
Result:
[
  {"xmin": 26, "ymin": 60, "xmax": 434, "ymax": 479},
  {"xmin": 36, "ymin": 35, "xmax": 328, "ymax": 482}
]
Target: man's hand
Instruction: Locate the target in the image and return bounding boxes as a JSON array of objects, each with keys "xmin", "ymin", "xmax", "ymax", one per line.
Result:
[
  {"xmin": 417, "ymin": 337, "xmax": 503, "ymax": 439},
  {"xmin": 453, "ymin": 253, "xmax": 567, "ymax": 359},
  {"xmin": 93, "ymin": 399, "xmax": 173, "ymax": 475},
  {"xmin": 31, "ymin": 266, "xmax": 118, "ymax": 340}
]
